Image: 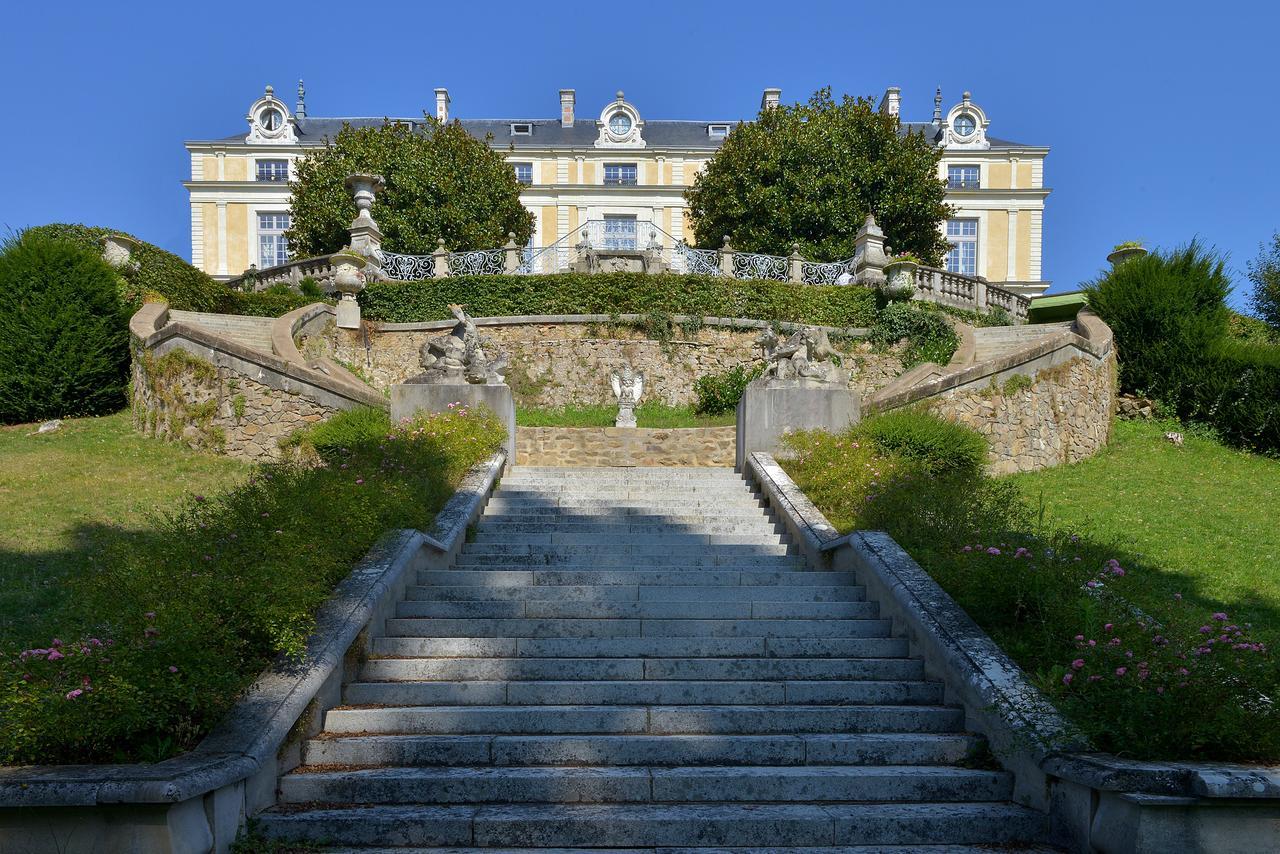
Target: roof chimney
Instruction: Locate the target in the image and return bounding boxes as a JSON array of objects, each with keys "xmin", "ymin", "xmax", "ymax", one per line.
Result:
[
  {"xmin": 435, "ymin": 88, "xmax": 450, "ymax": 123},
  {"xmin": 560, "ymin": 89, "xmax": 576, "ymax": 127},
  {"xmin": 879, "ymin": 86, "xmax": 900, "ymax": 117},
  {"xmin": 761, "ymin": 87, "xmax": 782, "ymax": 111}
]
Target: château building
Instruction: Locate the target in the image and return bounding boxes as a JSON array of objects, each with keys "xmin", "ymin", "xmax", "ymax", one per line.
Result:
[{"xmin": 183, "ymin": 83, "xmax": 1050, "ymax": 295}]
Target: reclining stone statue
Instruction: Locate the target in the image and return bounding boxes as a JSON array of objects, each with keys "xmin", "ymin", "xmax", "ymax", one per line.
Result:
[
  {"xmin": 408, "ymin": 304, "xmax": 508, "ymax": 385},
  {"xmin": 755, "ymin": 325, "xmax": 848, "ymax": 386}
]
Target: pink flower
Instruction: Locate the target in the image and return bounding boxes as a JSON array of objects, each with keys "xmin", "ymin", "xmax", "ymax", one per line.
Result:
[
  {"xmin": 1071, "ymin": 658, "xmax": 1085, "ymax": 669},
  {"xmin": 1212, "ymin": 612, "xmax": 1229, "ymax": 621},
  {"xmin": 65, "ymin": 689, "xmax": 83, "ymax": 700},
  {"xmin": 1115, "ymin": 667, "xmax": 1127, "ymax": 676},
  {"xmin": 1062, "ymin": 673, "xmax": 1074, "ymax": 685},
  {"xmin": 961, "ymin": 546, "xmax": 972, "ymax": 553},
  {"xmin": 986, "ymin": 547, "xmax": 1001, "ymax": 556},
  {"xmin": 47, "ymin": 649, "xmax": 64, "ymax": 661},
  {"xmin": 1110, "ymin": 638, "xmax": 1121, "ymax": 646},
  {"xmin": 145, "ymin": 627, "xmax": 159, "ymax": 638},
  {"xmin": 1088, "ymin": 675, "xmax": 1103, "ymax": 682},
  {"xmin": 1074, "ymin": 635, "xmax": 1084, "ymax": 642},
  {"xmin": 1104, "ymin": 623, "xmax": 1114, "ymax": 632},
  {"xmin": 168, "ymin": 666, "xmax": 179, "ymax": 673},
  {"xmin": 1014, "ymin": 547, "xmax": 1031, "ymax": 559},
  {"xmin": 355, "ymin": 478, "xmax": 365, "ymax": 485}
]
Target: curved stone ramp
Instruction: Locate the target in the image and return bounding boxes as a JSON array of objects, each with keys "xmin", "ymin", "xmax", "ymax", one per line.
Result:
[{"xmin": 257, "ymin": 467, "xmax": 1047, "ymax": 850}]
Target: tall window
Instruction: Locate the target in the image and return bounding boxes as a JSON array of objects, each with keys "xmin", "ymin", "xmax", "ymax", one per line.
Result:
[
  {"xmin": 947, "ymin": 165, "xmax": 980, "ymax": 189},
  {"xmin": 258, "ymin": 213, "xmax": 291, "ymax": 268},
  {"xmin": 602, "ymin": 215, "xmax": 637, "ymax": 250},
  {"xmin": 604, "ymin": 163, "xmax": 638, "ymax": 185},
  {"xmin": 256, "ymin": 159, "xmax": 289, "ymax": 182},
  {"xmin": 945, "ymin": 219, "xmax": 978, "ymax": 276},
  {"xmin": 513, "ymin": 162, "xmax": 533, "ymax": 185}
]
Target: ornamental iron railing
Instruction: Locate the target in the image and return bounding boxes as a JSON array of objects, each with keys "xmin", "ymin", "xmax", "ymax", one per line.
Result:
[
  {"xmin": 732, "ymin": 251, "xmax": 789, "ymax": 281},
  {"xmin": 448, "ymin": 248, "xmax": 505, "ymax": 276},
  {"xmin": 378, "ymin": 250, "xmax": 435, "ymax": 280}
]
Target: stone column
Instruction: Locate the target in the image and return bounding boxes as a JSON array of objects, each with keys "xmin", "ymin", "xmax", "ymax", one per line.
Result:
[
  {"xmin": 344, "ymin": 174, "xmax": 385, "ymax": 260},
  {"xmin": 432, "ymin": 239, "xmax": 450, "ymax": 278},
  {"xmin": 788, "ymin": 244, "xmax": 804, "ymax": 283},
  {"xmin": 853, "ymin": 214, "xmax": 887, "ymax": 286},
  {"xmin": 331, "ymin": 252, "xmax": 368, "ymax": 329},
  {"xmin": 503, "ymin": 232, "xmax": 521, "ymax": 273},
  {"xmin": 719, "ymin": 236, "xmax": 735, "ymax": 277}
]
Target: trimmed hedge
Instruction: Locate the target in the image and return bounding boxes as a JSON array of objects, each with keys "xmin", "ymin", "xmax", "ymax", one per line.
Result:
[
  {"xmin": 219, "ymin": 289, "xmax": 327, "ymax": 318},
  {"xmin": 359, "ymin": 272, "xmax": 879, "ymax": 328},
  {"xmin": 23, "ymin": 223, "xmax": 231, "ymax": 313}
]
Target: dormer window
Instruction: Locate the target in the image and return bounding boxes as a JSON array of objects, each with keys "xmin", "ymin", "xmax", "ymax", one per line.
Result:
[
  {"xmin": 511, "ymin": 123, "xmax": 532, "ymax": 136},
  {"xmin": 609, "ymin": 112, "xmax": 633, "ymax": 136},
  {"xmin": 708, "ymin": 124, "xmax": 730, "ymax": 139},
  {"xmin": 258, "ymin": 107, "xmax": 283, "ymax": 132},
  {"xmin": 954, "ymin": 114, "xmax": 977, "ymax": 137}
]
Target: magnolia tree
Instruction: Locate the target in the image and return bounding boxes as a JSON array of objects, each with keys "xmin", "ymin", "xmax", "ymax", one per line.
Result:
[
  {"xmin": 286, "ymin": 117, "xmax": 534, "ymax": 258},
  {"xmin": 685, "ymin": 88, "xmax": 953, "ymax": 264}
]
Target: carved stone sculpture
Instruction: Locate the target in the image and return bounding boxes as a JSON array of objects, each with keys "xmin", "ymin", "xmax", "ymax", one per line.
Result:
[
  {"xmin": 408, "ymin": 304, "xmax": 507, "ymax": 385},
  {"xmin": 755, "ymin": 325, "xmax": 847, "ymax": 386},
  {"xmin": 610, "ymin": 364, "xmax": 645, "ymax": 428}
]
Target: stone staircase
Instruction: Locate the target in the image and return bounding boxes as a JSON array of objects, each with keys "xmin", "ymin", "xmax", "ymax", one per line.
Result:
[
  {"xmin": 970, "ymin": 322, "xmax": 1074, "ymax": 363},
  {"xmin": 258, "ymin": 466, "xmax": 1047, "ymax": 850},
  {"xmin": 167, "ymin": 309, "xmax": 276, "ymax": 354}
]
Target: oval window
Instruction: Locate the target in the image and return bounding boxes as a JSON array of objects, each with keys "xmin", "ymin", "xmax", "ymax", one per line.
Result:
[
  {"xmin": 609, "ymin": 112, "xmax": 632, "ymax": 136},
  {"xmin": 954, "ymin": 114, "xmax": 976, "ymax": 137},
  {"xmin": 259, "ymin": 108, "xmax": 283, "ymax": 132}
]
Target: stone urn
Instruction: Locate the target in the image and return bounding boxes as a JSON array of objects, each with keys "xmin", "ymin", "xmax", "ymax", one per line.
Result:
[
  {"xmin": 882, "ymin": 257, "xmax": 920, "ymax": 297},
  {"xmin": 99, "ymin": 233, "xmax": 141, "ymax": 269},
  {"xmin": 1107, "ymin": 244, "xmax": 1148, "ymax": 267},
  {"xmin": 331, "ymin": 251, "xmax": 368, "ymax": 329}
]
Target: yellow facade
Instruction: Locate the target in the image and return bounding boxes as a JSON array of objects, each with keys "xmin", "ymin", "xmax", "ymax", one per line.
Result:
[
  {"xmin": 986, "ymin": 211, "xmax": 1009, "ymax": 282},
  {"xmin": 1016, "ymin": 212, "xmax": 1033, "ymax": 281},
  {"xmin": 986, "ymin": 163, "xmax": 1011, "ymax": 190}
]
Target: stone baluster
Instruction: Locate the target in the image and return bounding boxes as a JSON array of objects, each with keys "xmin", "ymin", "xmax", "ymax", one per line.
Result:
[
  {"xmin": 344, "ymin": 174, "xmax": 385, "ymax": 260},
  {"xmin": 719, "ymin": 236, "xmax": 735, "ymax": 277},
  {"xmin": 432, "ymin": 239, "xmax": 451, "ymax": 278},
  {"xmin": 975, "ymin": 277, "xmax": 988, "ymax": 311},
  {"xmin": 788, "ymin": 244, "xmax": 803, "ymax": 283},
  {"xmin": 503, "ymin": 232, "xmax": 521, "ymax": 274},
  {"xmin": 852, "ymin": 214, "xmax": 886, "ymax": 286}
]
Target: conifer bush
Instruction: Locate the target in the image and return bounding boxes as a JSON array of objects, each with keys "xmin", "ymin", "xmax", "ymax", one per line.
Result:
[{"xmin": 0, "ymin": 232, "xmax": 131, "ymax": 424}]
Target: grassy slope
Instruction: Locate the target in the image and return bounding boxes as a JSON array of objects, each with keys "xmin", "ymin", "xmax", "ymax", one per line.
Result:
[
  {"xmin": 0, "ymin": 412, "xmax": 248, "ymax": 641},
  {"xmin": 1011, "ymin": 418, "xmax": 1280, "ymax": 633}
]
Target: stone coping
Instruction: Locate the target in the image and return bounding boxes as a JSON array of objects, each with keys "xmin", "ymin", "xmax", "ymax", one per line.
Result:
[
  {"xmin": 0, "ymin": 451, "xmax": 507, "ymax": 807},
  {"xmin": 865, "ymin": 307, "xmax": 1113, "ymax": 414},
  {"xmin": 131, "ymin": 303, "xmax": 387, "ymax": 411},
  {"xmin": 273, "ymin": 302, "xmax": 378, "ymax": 398},
  {"xmin": 372, "ymin": 313, "xmax": 871, "ymax": 338},
  {"xmin": 745, "ymin": 451, "xmax": 1280, "ymax": 802}
]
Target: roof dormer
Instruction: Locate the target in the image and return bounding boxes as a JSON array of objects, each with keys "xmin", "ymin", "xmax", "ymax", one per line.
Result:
[
  {"xmin": 942, "ymin": 91, "xmax": 990, "ymax": 150},
  {"xmin": 245, "ymin": 85, "xmax": 297, "ymax": 144},
  {"xmin": 595, "ymin": 91, "xmax": 646, "ymax": 149}
]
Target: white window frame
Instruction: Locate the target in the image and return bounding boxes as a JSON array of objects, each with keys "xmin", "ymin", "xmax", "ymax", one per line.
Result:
[
  {"xmin": 602, "ymin": 214, "xmax": 638, "ymax": 250},
  {"xmin": 256, "ymin": 211, "xmax": 291, "ymax": 269},
  {"xmin": 708, "ymin": 124, "xmax": 730, "ymax": 139},
  {"xmin": 947, "ymin": 164, "xmax": 980, "ymax": 190},
  {"xmin": 603, "ymin": 162, "xmax": 638, "ymax": 186},
  {"xmin": 512, "ymin": 162, "xmax": 533, "ymax": 185},
  {"xmin": 255, "ymin": 158, "xmax": 289, "ymax": 183},
  {"xmin": 945, "ymin": 218, "xmax": 979, "ymax": 276},
  {"xmin": 510, "ymin": 123, "xmax": 532, "ymax": 136}
]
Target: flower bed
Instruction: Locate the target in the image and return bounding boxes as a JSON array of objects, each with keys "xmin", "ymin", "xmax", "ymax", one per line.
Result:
[
  {"xmin": 779, "ymin": 415, "xmax": 1279, "ymax": 761},
  {"xmin": 0, "ymin": 407, "xmax": 504, "ymax": 764}
]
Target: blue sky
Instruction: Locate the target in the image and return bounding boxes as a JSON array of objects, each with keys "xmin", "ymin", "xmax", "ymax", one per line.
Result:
[{"xmin": 1, "ymin": 0, "xmax": 1274, "ymax": 304}]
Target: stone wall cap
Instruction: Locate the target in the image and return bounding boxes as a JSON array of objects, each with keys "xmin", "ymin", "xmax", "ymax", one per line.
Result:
[{"xmin": 372, "ymin": 313, "xmax": 869, "ymax": 338}]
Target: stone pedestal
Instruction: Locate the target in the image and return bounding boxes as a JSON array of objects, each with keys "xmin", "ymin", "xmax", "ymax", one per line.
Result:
[
  {"xmin": 391, "ymin": 382, "xmax": 516, "ymax": 460},
  {"xmin": 335, "ymin": 296, "xmax": 361, "ymax": 329},
  {"xmin": 735, "ymin": 380, "xmax": 860, "ymax": 469}
]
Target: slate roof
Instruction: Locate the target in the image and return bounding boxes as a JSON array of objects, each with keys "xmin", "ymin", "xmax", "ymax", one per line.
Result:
[{"xmin": 202, "ymin": 116, "xmax": 1035, "ymax": 150}]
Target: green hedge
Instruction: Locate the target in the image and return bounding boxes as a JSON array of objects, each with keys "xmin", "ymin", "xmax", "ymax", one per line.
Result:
[
  {"xmin": 218, "ymin": 289, "xmax": 327, "ymax": 318},
  {"xmin": 359, "ymin": 272, "xmax": 879, "ymax": 327},
  {"xmin": 23, "ymin": 224, "xmax": 232, "ymax": 313}
]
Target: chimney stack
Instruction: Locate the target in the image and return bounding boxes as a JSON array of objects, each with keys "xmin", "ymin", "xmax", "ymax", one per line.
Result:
[
  {"xmin": 879, "ymin": 86, "xmax": 900, "ymax": 117},
  {"xmin": 560, "ymin": 89, "xmax": 576, "ymax": 127},
  {"xmin": 760, "ymin": 87, "xmax": 782, "ymax": 111},
  {"xmin": 435, "ymin": 87, "xmax": 450, "ymax": 123}
]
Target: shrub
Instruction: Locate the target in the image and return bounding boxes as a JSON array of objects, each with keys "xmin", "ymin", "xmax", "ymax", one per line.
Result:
[
  {"xmin": 694, "ymin": 363, "xmax": 765, "ymax": 415},
  {"xmin": 299, "ymin": 277, "xmax": 324, "ymax": 299},
  {"xmin": 778, "ymin": 426, "xmax": 1280, "ymax": 761},
  {"xmin": 1247, "ymin": 232, "xmax": 1280, "ymax": 335},
  {"xmin": 359, "ymin": 272, "xmax": 879, "ymax": 328},
  {"xmin": 0, "ymin": 232, "xmax": 131, "ymax": 424},
  {"xmin": 0, "ymin": 406, "xmax": 504, "ymax": 763},
  {"xmin": 217, "ymin": 289, "xmax": 324, "ymax": 318},
  {"xmin": 869, "ymin": 301, "xmax": 959, "ymax": 367},
  {"xmin": 22, "ymin": 223, "xmax": 230, "ymax": 312},
  {"xmin": 294, "ymin": 406, "xmax": 395, "ymax": 461},
  {"xmin": 1185, "ymin": 339, "xmax": 1280, "ymax": 453},
  {"xmin": 853, "ymin": 409, "xmax": 988, "ymax": 475}
]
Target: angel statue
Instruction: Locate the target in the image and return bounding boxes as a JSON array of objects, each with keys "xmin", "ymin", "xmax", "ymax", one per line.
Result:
[{"xmin": 610, "ymin": 364, "xmax": 645, "ymax": 428}]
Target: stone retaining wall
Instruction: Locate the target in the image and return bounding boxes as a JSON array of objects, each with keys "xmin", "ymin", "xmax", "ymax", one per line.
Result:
[
  {"xmin": 516, "ymin": 426, "xmax": 736, "ymax": 467},
  {"xmin": 329, "ymin": 317, "xmax": 903, "ymax": 409}
]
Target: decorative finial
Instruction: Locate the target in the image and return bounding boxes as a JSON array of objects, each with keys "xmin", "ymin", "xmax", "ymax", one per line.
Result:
[
  {"xmin": 265, "ymin": 84, "xmax": 274, "ymax": 98},
  {"xmin": 296, "ymin": 79, "xmax": 306, "ymax": 118},
  {"xmin": 962, "ymin": 90, "xmax": 971, "ymax": 103},
  {"xmin": 933, "ymin": 88, "xmax": 943, "ymax": 124},
  {"xmin": 616, "ymin": 90, "xmax": 625, "ymax": 101}
]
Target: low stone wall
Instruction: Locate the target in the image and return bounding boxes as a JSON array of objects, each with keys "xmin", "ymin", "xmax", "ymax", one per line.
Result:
[
  {"xmin": 129, "ymin": 303, "xmax": 387, "ymax": 461},
  {"xmin": 868, "ymin": 309, "xmax": 1116, "ymax": 475},
  {"xmin": 516, "ymin": 426, "xmax": 736, "ymax": 467},
  {"xmin": 328, "ymin": 315, "xmax": 903, "ymax": 409}
]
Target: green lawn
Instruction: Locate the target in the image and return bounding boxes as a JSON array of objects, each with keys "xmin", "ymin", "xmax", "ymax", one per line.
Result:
[
  {"xmin": 517, "ymin": 403, "xmax": 735, "ymax": 428},
  {"xmin": 0, "ymin": 412, "xmax": 249, "ymax": 642},
  {"xmin": 1011, "ymin": 419, "xmax": 1280, "ymax": 634}
]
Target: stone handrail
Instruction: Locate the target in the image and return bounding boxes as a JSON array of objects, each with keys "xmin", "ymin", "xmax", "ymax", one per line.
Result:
[
  {"xmin": 226, "ymin": 255, "xmax": 367, "ymax": 292},
  {"xmin": 911, "ymin": 265, "xmax": 1031, "ymax": 322},
  {"xmin": 0, "ymin": 451, "xmax": 507, "ymax": 852},
  {"xmin": 272, "ymin": 302, "xmax": 378, "ymax": 398}
]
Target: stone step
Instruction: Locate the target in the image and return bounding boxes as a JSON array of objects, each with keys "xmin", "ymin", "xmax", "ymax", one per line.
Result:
[
  {"xmin": 382, "ymin": 618, "xmax": 894, "ymax": 639},
  {"xmin": 480, "ymin": 508, "xmax": 772, "ymax": 520},
  {"xmin": 393, "ymin": 601, "xmax": 878, "ymax": 620},
  {"xmin": 453, "ymin": 552, "xmax": 799, "ymax": 567},
  {"xmin": 496, "ymin": 485, "xmax": 756, "ymax": 496},
  {"xmin": 344, "ymin": 680, "xmax": 943, "ymax": 707},
  {"xmin": 417, "ymin": 569, "xmax": 855, "ymax": 588},
  {"xmin": 473, "ymin": 522, "xmax": 783, "ymax": 535},
  {"xmin": 320, "ymin": 705, "xmax": 966, "ymax": 735},
  {"xmin": 485, "ymin": 500, "xmax": 768, "ymax": 511},
  {"xmin": 255, "ymin": 802, "xmax": 1045, "ymax": 848},
  {"xmin": 369, "ymin": 636, "xmax": 910, "ymax": 660},
  {"xmin": 304, "ymin": 732, "xmax": 984, "ymax": 768},
  {"xmin": 467, "ymin": 534, "xmax": 789, "ymax": 547},
  {"xmin": 317, "ymin": 846, "xmax": 1056, "ymax": 854},
  {"xmin": 406, "ymin": 584, "xmax": 866, "ymax": 603},
  {"xmin": 358, "ymin": 657, "xmax": 922, "ymax": 684},
  {"xmin": 279, "ymin": 765, "xmax": 1012, "ymax": 806}
]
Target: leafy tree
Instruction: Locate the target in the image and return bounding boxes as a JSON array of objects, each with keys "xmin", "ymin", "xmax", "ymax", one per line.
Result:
[
  {"xmin": 286, "ymin": 117, "xmax": 534, "ymax": 257},
  {"xmin": 1247, "ymin": 232, "xmax": 1280, "ymax": 336},
  {"xmin": 685, "ymin": 88, "xmax": 953, "ymax": 263},
  {"xmin": 0, "ymin": 231, "xmax": 131, "ymax": 423}
]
